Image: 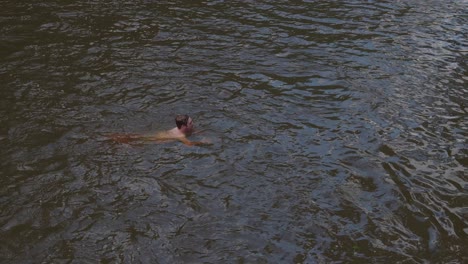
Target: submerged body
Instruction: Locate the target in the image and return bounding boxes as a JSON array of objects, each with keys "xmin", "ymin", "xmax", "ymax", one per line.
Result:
[{"xmin": 108, "ymin": 115, "xmax": 208, "ymax": 146}]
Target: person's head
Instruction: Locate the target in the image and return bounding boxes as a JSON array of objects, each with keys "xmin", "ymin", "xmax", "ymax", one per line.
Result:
[{"xmin": 175, "ymin": 114, "xmax": 194, "ymax": 134}]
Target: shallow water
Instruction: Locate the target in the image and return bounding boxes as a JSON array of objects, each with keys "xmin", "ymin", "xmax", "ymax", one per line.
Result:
[{"xmin": 1, "ymin": 1, "xmax": 467, "ymax": 263}]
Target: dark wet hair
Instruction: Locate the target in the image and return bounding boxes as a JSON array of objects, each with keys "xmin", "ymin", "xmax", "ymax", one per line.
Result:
[{"xmin": 175, "ymin": 114, "xmax": 190, "ymax": 129}]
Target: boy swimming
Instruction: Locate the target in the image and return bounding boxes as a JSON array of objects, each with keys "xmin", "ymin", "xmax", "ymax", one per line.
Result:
[{"xmin": 108, "ymin": 115, "xmax": 209, "ymax": 146}]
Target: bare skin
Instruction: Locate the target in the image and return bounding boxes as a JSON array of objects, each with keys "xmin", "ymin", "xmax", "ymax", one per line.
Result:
[{"xmin": 108, "ymin": 115, "xmax": 209, "ymax": 146}]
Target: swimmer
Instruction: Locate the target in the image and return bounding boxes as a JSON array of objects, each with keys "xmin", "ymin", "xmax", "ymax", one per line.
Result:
[{"xmin": 108, "ymin": 114, "xmax": 210, "ymax": 146}]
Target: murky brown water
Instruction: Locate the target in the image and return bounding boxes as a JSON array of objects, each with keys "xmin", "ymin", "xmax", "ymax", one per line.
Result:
[{"xmin": 1, "ymin": 1, "xmax": 467, "ymax": 263}]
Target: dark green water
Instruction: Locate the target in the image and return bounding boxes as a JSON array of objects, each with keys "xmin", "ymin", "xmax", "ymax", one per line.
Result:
[{"xmin": 1, "ymin": 1, "xmax": 467, "ymax": 263}]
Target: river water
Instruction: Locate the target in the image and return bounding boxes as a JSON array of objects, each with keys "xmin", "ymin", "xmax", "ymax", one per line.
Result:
[{"xmin": 1, "ymin": 1, "xmax": 467, "ymax": 263}]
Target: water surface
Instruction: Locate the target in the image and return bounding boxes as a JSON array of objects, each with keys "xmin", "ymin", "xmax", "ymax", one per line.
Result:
[{"xmin": 1, "ymin": 1, "xmax": 467, "ymax": 263}]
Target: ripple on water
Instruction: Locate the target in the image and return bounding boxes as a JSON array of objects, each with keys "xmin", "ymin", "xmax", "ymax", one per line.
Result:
[{"xmin": 1, "ymin": 0, "xmax": 467, "ymax": 263}]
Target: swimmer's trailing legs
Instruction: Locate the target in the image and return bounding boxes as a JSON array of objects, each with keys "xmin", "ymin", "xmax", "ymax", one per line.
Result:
[{"xmin": 107, "ymin": 133, "xmax": 142, "ymax": 144}]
